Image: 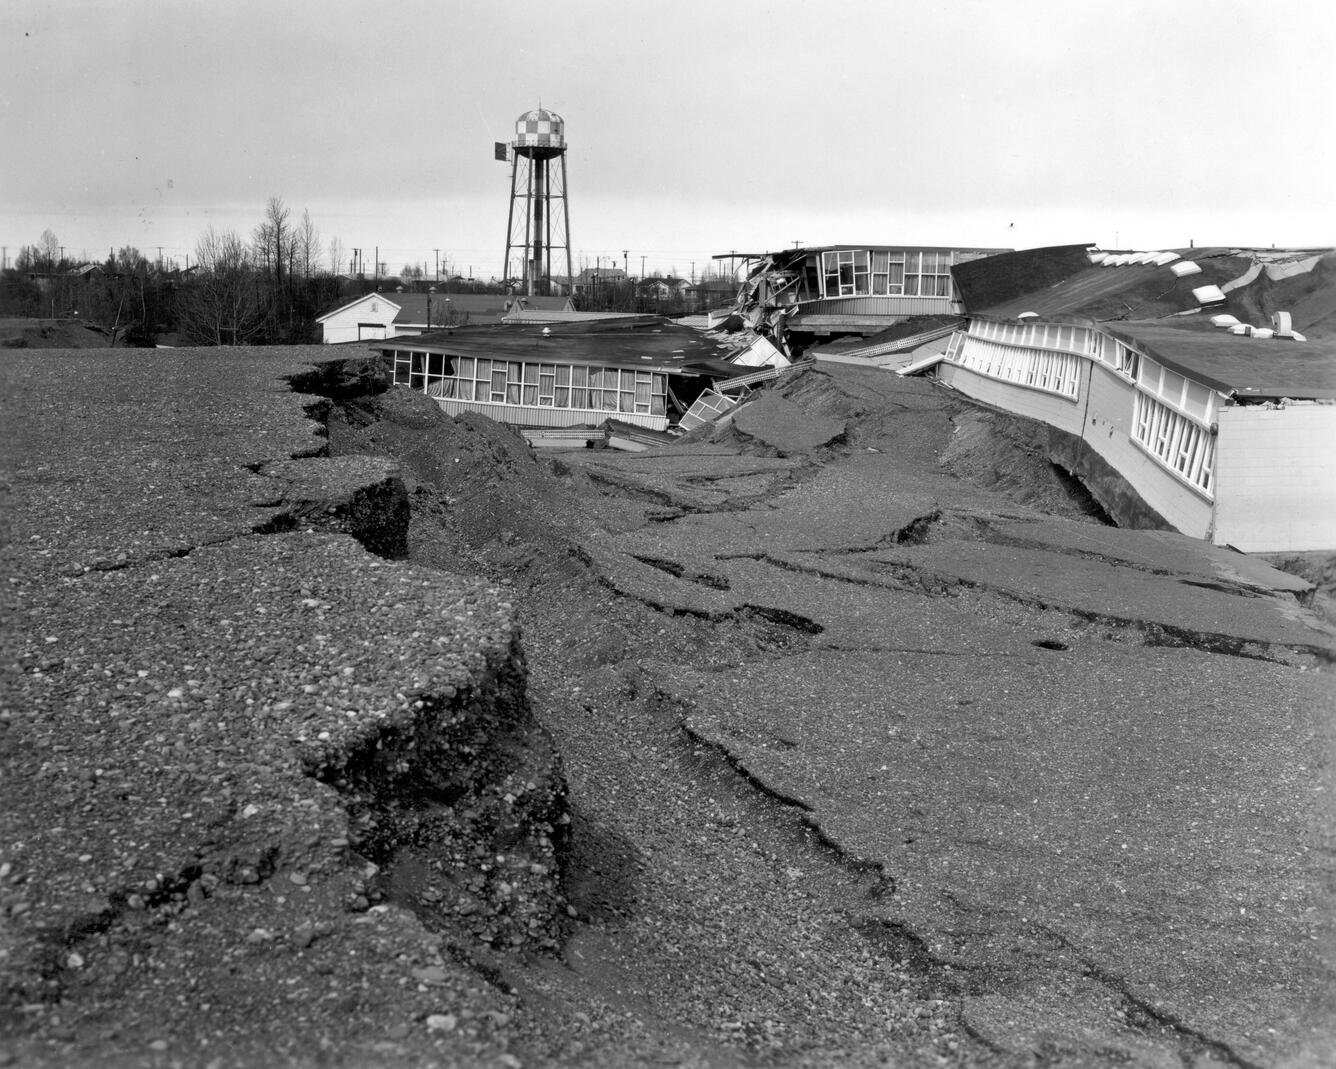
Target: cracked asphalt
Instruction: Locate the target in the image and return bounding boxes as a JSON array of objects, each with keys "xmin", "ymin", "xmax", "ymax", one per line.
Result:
[
  {"xmin": 3, "ymin": 345, "xmax": 1333, "ymax": 1069},
  {"xmin": 536, "ymin": 362, "xmax": 1336, "ymax": 1066}
]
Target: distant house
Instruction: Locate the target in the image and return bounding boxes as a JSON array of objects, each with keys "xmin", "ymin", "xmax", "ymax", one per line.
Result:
[
  {"xmin": 316, "ymin": 291, "xmax": 573, "ymax": 343},
  {"xmin": 571, "ymin": 267, "xmax": 627, "ymax": 296},
  {"xmin": 685, "ymin": 279, "xmax": 738, "ymax": 309},
  {"xmin": 638, "ymin": 276, "xmax": 691, "ymax": 302},
  {"xmin": 926, "ymin": 244, "xmax": 1336, "ymax": 553}
]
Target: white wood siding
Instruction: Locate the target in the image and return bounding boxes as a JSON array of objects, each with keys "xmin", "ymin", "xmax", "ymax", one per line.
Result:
[
  {"xmin": 1080, "ymin": 366, "xmax": 1214, "ymax": 539},
  {"xmin": 938, "ymin": 352, "xmax": 1214, "ymax": 540},
  {"xmin": 936, "ymin": 362, "xmax": 1084, "ymax": 433},
  {"xmin": 1213, "ymin": 405, "xmax": 1336, "ymax": 552},
  {"xmin": 319, "ymin": 296, "xmax": 399, "ymax": 344}
]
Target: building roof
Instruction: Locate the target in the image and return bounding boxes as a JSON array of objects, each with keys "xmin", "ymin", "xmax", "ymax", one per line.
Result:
[
  {"xmin": 317, "ymin": 291, "xmax": 570, "ymax": 325},
  {"xmin": 1101, "ymin": 321, "xmax": 1336, "ymax": 400},
  {"xmin": 374, "ymin": 319, "xmax": 738, "ymax": 377},
  {"xmin": 959, "ymin": 243, "xmax": 1336, "ymax": 398}
]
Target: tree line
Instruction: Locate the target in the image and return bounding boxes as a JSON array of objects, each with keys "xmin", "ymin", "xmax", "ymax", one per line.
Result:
[{"xmin": 0, "ymin": 197, "xmax": 500, "ymax": 346}]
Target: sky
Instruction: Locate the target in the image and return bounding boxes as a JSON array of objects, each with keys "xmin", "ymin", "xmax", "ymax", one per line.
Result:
[{"xmin": 3, "ymin": 0, "xmax": 1334, "ymax": 281}]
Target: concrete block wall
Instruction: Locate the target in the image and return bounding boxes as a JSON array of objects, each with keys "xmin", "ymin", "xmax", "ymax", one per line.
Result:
[{"xmin": 1214, "ymin": 405, "xmax": 1336, "ymax": 552}]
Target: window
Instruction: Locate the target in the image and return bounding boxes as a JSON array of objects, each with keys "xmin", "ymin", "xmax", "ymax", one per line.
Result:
[
  {"xmin": 821, "ymin": 250, "xmax": 870, "ymax": 297},
  {"xmin": 946, "ymin": 335, "xmax": 1082, "ymax": 399},
  {"xmin": 1132, "ymin": 392, "xmax": 1214, "ymax": 495}
]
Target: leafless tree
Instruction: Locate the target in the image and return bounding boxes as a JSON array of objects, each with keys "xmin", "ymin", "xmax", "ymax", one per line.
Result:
[
  {"xmin": 179, "ymin": 226, "xmax": 263, "ymax": 345},
  {"xmin": 327, "ymin": 236, "xmax": 346, "ymax": 277},
  {"xmin": 295, "ymin": 209, "xmax": 321, "ymax": 279},
  {"xmin": 252, "ymin": 195, "xmax": 293, "ymax": 286},
  {"xmin": 38, "ymin": 229, "xmax": 60, "ymax": 269}
]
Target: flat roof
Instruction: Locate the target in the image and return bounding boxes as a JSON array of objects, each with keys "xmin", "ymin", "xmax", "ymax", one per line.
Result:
[
  {"xmin": 1103, "ymin": 321, "xmax": 1336, "ymax": 400},
  {"xmin": 374, "ymin": 320, "xmax": 739, "ymax": 377}
]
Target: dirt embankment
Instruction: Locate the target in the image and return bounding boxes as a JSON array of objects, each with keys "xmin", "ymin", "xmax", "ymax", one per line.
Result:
[
  {"xmin": 0, "ymin": 318, "xmax": 122, "ymax": 348},
  {"xmin": 310, "ymin": 366, "xmax": 1336, "ymax": 1068}
]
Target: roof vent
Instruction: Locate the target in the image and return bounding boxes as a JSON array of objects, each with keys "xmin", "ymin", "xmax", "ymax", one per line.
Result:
[
  {"xmin": 1210, "ymin": 313, "xmax": 1241, "ymax": 329},
  {"xmin": 1192, "ymin": 283, "xmax": 1226, "ymax": 305},
  {"xmin": 1017, "ymin": 311, "xmax": 1039, "ymax": 320},
  {"xmin": 1171, "ymin": 260, "xmax": 1202, "ymax": 278}
]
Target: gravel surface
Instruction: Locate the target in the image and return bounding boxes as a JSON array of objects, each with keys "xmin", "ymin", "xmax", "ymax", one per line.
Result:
[{"xmin": 4, "ymin": 347, "xmax": 1333, "ymax": 1068}]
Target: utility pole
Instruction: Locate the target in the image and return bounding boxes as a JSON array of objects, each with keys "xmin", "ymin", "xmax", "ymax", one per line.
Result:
[
  {"xmin": 640, "ymin": 254, "xmax": 645, "ymax": 278},
  {"xmin": 434, "ymin": 248, "xmax": 440, "ymax": 280},
  {"xmin": 374, "ymin": 246, "xmax": 379, "ymax": 281},
  {"xmin": 623, "ymin": 250, "xmax": 628, "ymax": 277}
]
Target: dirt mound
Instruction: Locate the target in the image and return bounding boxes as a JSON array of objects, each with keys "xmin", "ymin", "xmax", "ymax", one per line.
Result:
[
  {"xmin": 939, "ymin": 407, "xmax": 1112, "ymax": 521},
  {"xmin": 325, "ymin": 386, "xmax": 597, "ymax": 583},
  {"xmin": 0, "ymin": 317, "xmax": 119, "ymax": 348}
]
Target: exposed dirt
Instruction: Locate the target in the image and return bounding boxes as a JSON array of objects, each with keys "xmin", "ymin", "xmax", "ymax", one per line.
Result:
[
  {"xmin": 315, "ymin": 369, "xmax": 1311, "ymax": 1068},
  {"xmin": 0, "ymin": 318, "xmax": 122, "ymax": 348}
]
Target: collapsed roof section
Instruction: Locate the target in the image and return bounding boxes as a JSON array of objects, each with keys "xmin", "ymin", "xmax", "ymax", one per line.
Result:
[{"xmin": 717, "ymin": 244, "xmax": 1010, "ymax": 359}]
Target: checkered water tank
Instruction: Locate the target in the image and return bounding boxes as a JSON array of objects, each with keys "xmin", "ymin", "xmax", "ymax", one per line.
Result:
[{"xmin": 513, "ymin": 107, "xmax": 565, "ymax": 153}]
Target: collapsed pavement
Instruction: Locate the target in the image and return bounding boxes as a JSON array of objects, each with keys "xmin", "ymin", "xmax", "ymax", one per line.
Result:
[{"xmin": 2, "ymin": 346, "xmax": 1333, "ymax": 1068}]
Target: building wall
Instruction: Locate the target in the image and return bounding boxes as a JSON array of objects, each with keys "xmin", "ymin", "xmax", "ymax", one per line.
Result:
[
  {"xmin": 1214, "ymin": 404, "xmax": 1336, "ymax": 552},
  {"xmin": 1078, "ymin": 364, "xmax": 1214, "ymax": 540},
  {"xmin": 937, "ymin": 337, "xmax": 1215, "ymax": 540},
  {"xmin": 319, "ymin": 297, "xmax": 399, "ymax": 344},
  {"xmin": 432, "ymin": 396, "xmax": 668, "ymax": 432},
  {"xmin": 936, "ymin": 361, "xmax": 1085, "ymax": 433},
  {"xmin": 813, "ymin": 295, "xmax": 956, "ymax": 317}
]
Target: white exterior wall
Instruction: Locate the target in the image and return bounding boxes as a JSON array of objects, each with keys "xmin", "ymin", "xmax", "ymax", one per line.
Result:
[
  {"xmin": 938, "ymin": 333, "xmax": 1215, "ymax": 540},
  {"xmin": 433, "ymin": 396, "xmax": 668, "ymax": 432},
  {"xmin": 1079, "ymin": 365, "xmax": 1215, "ymax": 539},
  {"xmin": 1213, "ymin": 404, "xmax": 1336, "ymax": 552},
  {"xmin": 318, "ymin": 296, "xmax": 400, "ymax": 344},
  {"xmin": 936, "ymin": 361, "xmax": 1085, "ymax": 434}
]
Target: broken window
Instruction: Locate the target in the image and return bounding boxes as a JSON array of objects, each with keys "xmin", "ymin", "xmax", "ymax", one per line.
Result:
[{"xmin": 821, "ymin": 250, "xmax": 870, "ymax": 297}]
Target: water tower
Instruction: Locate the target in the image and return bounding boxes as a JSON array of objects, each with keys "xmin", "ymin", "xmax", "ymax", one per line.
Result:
[{"xmin": 501, "ymin": 106, "xmax": 573, "ymax": 297}]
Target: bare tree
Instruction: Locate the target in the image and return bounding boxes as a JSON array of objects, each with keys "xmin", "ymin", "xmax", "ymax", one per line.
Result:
[
  {"xmin": 38, "ymin": 229, "xmax": 60, "ymax": 270},
  {"xmin": 295, "ymin": 209, "xmax": 321, "ymax": 279},
  {"xmin": 327, "ymin": 236, "xmax": 346, "ymax": 277},
  {"xmin": 252, "ymin": 195, "xmax": 292, "ymax": 286},
  {"xmin": 179, "ymin": 227, "xmax": 263, "ymax": 345}
]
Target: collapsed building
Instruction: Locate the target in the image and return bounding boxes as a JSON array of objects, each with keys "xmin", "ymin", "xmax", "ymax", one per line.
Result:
[
  {"xmin": 917, "ymin": 244, "xmax": 1336, "ymax": 553},
  {"xmin": 716, "ymin": 244, "xmax": 1010, "ymax": 358}
]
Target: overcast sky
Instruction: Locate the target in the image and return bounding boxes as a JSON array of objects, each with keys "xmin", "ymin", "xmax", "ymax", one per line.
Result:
[{"xmin": 3, "ymin": 0, "xmax": 1333, "ymax": 280}]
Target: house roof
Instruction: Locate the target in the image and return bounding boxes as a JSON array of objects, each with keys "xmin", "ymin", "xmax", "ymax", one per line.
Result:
[
  {"xmin": 373, "ymin": 319, "xmax": 738, "ymax": 377},
  {"xmin": 316, "ymin": 291, "xmax": 570, "ymax": 325},
  {"xmin": 1100, "ymin": 321, "xmax": 1336, "ymax": 400}
]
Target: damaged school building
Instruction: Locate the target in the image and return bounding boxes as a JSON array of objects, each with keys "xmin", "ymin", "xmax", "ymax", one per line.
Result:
[{"xmin": 370, "ymin": 240, "xmax": 1336, "ymax": 554}]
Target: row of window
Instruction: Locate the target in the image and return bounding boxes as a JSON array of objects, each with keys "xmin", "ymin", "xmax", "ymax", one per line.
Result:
[
  {"xmin": 1134, "ymin": 355, "xmax": 1216, "ymax": 422},
  {"xmin": 819, "ymin": 250, "xmax": 955, "ymax": 299},
  {"xmin": 389, "ymin": 351, "xmax": 668, "ymax": 415},
  {"xmin": 949, "ymin": 328, "xmax": 1218, "ymax": 495},
  {"xmin": 1132, "ymin": 392, "xmax": 1215, "ymax": 494},
  {"xmin": 950, "ymin": 337, "xmax": 1082, "ymax": 398},
  {"xmin": 969, "ymin": 318, "xmax": 1096, "ymax": 355}
]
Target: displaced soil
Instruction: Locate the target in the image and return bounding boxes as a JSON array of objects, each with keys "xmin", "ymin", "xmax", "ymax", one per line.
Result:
[
  {"xmin": 5, "ymin": 347, "xmax": 1333, "ymax": 1068},
  {"xmin": 0, "ymin": 318, "xmax": 122, "ymax": 349},
  {"xmin": 323, "ymin": 363, "xmax": 1336, "ymax": 1067}
]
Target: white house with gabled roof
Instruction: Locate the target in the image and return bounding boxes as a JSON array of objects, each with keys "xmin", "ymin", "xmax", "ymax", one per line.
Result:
[{"xmin": 316, "ymin": 291, "xmax": 573, "ymax": 343}]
